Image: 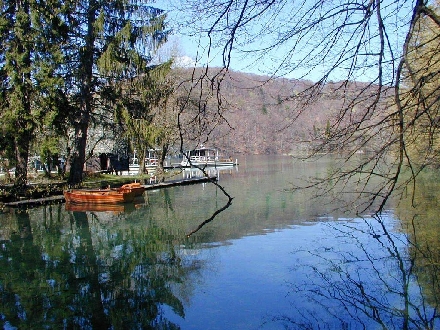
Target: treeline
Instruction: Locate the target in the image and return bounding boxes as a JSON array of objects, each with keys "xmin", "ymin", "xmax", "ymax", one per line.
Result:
[{"xmin": 0, "ymin": 0, "xmax": 172, "ymax": 188}]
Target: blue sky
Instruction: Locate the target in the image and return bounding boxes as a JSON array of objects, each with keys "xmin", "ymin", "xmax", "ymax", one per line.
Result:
[{"xmin": 154, "ymin": 1, "xmax": 412, "ymax": 83}]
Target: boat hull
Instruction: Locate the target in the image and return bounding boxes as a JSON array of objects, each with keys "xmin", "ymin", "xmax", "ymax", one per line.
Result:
[
  {"xmin": 117, "ymin": 183, "xmax": 145, "ymax": 197},
  {"xmin": 64, "ymin": 189, "xmax": 135, "ymax": 204}
]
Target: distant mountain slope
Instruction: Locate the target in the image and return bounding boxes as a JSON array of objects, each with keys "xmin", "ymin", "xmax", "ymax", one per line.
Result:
[{"xmin": 178, "ymin": 68, "xmax": 384, "ymax": 155}]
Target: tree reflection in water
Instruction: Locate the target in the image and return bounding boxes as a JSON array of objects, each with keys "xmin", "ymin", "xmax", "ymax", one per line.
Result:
[
  {"xmin": 0, "ymin": 204, "xmax": 203, "ymax": 329},
  {"xmin": 277, "ymin": 214, "xmax": 439, "ymax": 329},
  {"xmin": 187, "ymin": 198, "xmax": 232, "ymax": 237}
]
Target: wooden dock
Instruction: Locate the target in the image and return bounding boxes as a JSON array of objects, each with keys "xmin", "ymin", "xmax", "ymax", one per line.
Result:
[
  {"xmin": 144, "ymin": 175, "xmax": 217, "ymax": 190},
  {"xmin": 3, "ymin": 175, "xmax": 217, "ymax": 208}
]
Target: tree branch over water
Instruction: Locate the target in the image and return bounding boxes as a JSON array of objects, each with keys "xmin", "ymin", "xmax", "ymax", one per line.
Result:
[
  {"xmin": 178, "ymin": 0, "xmax": 440, "ymax": 214},
  {"xmin": 186, "ymin": 166, "xmax": 234, "ymax": 237}
]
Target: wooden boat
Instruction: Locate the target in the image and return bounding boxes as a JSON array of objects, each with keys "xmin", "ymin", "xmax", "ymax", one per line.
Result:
[
  {"xmin": 117, "ymin": 182, "xmax": 145, "ymax": 196},
  {"xmin": 63, "ymin": 189, "xmax": 135, "ymax": 204}
]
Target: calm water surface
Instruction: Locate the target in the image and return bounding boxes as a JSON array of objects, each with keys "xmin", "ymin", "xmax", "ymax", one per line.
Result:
[{"xmin": 1, "ymin": 155, "xmax": 439, "ymax": 329}]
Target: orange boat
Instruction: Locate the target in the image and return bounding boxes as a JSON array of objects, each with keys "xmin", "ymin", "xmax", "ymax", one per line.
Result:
[
  {"xmin": 63, "ymin": 189, "xmax": 135, "ymax": 204},
  {"xmin": 117, "ymin": 182, "xmax": 145, "ymax": 197}
]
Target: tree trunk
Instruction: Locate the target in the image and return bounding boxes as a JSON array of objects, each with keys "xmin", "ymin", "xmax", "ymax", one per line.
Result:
[
  {"xmin": 160, "ymin": 144, "xmax": 168, "ymax": 170},
  {"xmin": 12, "ymin": 0, "xmax": 32, "ymax": 190},
  {"xmin": 68, "ymin": 121, "xmax": 89, "ymax": 185},
  {"xmin": 139, "ymin": 148, "xmax": 146, "ymax": 174},
  {"xmin": 14, "ymin": 132, "xmax": 30, "ymax": 189},
  {"xmin": 67, "ymin": 0, "xmax": 96, "ymax": 185}
]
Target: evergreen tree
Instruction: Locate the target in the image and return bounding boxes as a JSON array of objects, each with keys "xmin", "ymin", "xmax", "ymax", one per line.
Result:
[
  {"xmin": 63, "ymin": 0, "xmax": 170, "ymax": 185},
  {"xmin": 117, "ymin": 61, "xmax": 174, "ymax": 174},
  {"xmin": 0, "ymin": 0, "xmax": 68, "ymax": 188}
]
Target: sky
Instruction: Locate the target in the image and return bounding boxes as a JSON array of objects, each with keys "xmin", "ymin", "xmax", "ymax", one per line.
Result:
[
  {"xmin": 153, "ymin": 1, "xmax": 413, "ymax": 84},
  {"xmin": 151, "ymin": 1, "xmax": 311, "ymax": 78}
]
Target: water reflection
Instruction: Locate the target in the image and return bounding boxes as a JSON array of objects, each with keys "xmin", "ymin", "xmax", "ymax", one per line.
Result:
[
  {"xmin": 0, "ymin": 205, "xmax": 197, "ymax": 328},
  {"xmin": 186, "ymin": 198, "xmax": 233, "ymax": 237},
  {"xmin": 0, "ymin": 156, "xmax": 439, "ymax": 329},
  {"xmin": 395, "ymin": 172, "xmax": 440, "ymax": 318},
  {"xmin": 64, "ymin": 202, "xmax": 135, "ymax": 213},
  {"xmin": 278, "ymin": 214, "xmax": 439, "ymax": 329}
]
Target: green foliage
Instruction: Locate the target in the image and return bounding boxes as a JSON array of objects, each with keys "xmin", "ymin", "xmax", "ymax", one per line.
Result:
[
  {"xmin": 95, "ymin": 5, "xmax": 169, "ymax": 78},
  {"xmin": 65, "ymin": 1, "xmax": 171, "ymax": 183},
  {"xmin": 117, "ymin": 60, "xmax": 174, "ymax": 173},
  {"xmin": 277, "ymin": 94, "xmax": 282, "ymax": 105},
  {"xmin": 0, "ymin": 0, "xmax": 172, "ymax": 185},
  {"xmin": 325, "ymin": 120, "xmax": 331, "ymax": 139},
  {"xmin": 0, "ymin": 0, "xmax": 69, "ymax": 187}
]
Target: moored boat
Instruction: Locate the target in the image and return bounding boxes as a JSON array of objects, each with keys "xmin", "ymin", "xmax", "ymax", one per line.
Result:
[
  {"xmin": 180, "ymin": 146, "xmax": 238, "ymax": 167},
  {"xmin": 64, "ymin": 189, "xmax": 135, "ymax": 204},
  {"xmin": 117, "ymin": 182, "xmax": 145, "ymax": 196}
]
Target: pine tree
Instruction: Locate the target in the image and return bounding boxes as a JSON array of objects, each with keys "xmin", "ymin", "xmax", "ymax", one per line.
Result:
[
  {"xmin": 117, "ymin": 61, "xmax": 174, "ymax": 174},
  {"xmin": 63, "ymin": 0, "xmax": 170, "ymax": 185},
  {"xmin": 0, "ymin": 0, "xmax": 68, "ymax": 188}
]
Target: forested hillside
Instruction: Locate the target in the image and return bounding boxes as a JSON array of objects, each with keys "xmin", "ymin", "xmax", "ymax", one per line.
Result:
[{"xmin": 185, "ymin": 68, "xmax": 389, "ymax": 156}]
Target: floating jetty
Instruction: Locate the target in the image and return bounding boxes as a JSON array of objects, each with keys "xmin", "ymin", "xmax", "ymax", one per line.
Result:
[{"xmin": 3, "ymin": 175, "xmax": 217, "ymax": 208}]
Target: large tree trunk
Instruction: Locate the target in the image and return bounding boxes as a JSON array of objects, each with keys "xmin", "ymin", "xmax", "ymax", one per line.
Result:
[
  {"xmin": 139, "ymin": 147, "xmax": 146, "ymax": 174},
  {"xmin": 159, "ymin": 144, "xmax": 168, "ymax": 170},
  {"xmin": 14, "ymin": 132, "xmax": 30, "ymax": 189},
  {"xmin": 67, "ymin": 0, "xmax": 96, "ymax": 185},
  {"xmin": 12, "ymin": 0, "xmax": 32, "ymax": 190},
  {"xmin": 68, "ymin": 120, "xmax": 89, "ymax": 185}
]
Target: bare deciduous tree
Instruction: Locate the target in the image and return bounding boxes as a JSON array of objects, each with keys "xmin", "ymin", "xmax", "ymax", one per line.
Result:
[{"xmin": 173, "ymin": 0, "xmax": 440, "ymax": 213}]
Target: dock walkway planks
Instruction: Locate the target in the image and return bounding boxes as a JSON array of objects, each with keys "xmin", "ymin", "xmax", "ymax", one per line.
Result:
[
  {"xmin": 3, "ymin": 175, "xmax": 217, "ymax": 208},
  {"xmin": 144, "ymin": 175, "xmax": 216, "ymax": 190}
]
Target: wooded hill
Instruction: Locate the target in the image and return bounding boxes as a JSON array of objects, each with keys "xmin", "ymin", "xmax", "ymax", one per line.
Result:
[{"xmin": 185, "ymin": 68, "xmax": 389, "ymax": 156}]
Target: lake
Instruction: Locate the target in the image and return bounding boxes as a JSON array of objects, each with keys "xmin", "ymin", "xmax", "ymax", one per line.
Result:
[{"xmin": 1, "ymin": 155, "xmax": 439, "ymax": 329}]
